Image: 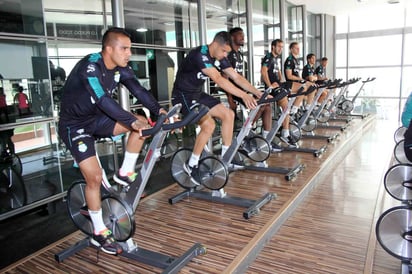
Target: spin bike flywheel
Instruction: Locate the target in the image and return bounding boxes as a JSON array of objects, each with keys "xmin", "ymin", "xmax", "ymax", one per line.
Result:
[
  {"xmin": 394, "ymin": 126, "xmax": 407, "ymax": 144},
  {"xmin": 171, "ymin": 148, "xmax": 196, "ymax": 189},
  {"xmin": 289, "ymin": 123, "xmax": 302, "ymax": 142},
  {"xmin": 67, "ymin": 180, "xmax": 135, "ymax": 241},
  {"xmin": 198, "ymin": 156, "xmax": 228, "ymax": 190},
  {"xmin": 384, "ymin": 164, "xmax": 412, "ymax": 202},
  {"xmin": 316, "ymin": 109, "xmax": 331, "ymax": 123},
  {"xmin": 101, "ymin": 195, "xmax": 135, "ymax": 241},
  {"xmin": 394, "ymin": 140, "xmax": 412, "ymax": 164},
  {"xmin": 241, "ymin": 135, "xmax": 270, "ymax": 162},
  {"xmin": 301, "ymin": 116, "xmax": 317, "ymax": 132},
  {"xmin": 67, "ymin": 180, "xmax": 94, "ymax": 236},
  {"xmin": 376, "ymin": 206, "xmax": 412, "ymax": 261},
  {"xmin": 340, "ymin": 99, "xmax": 354, "ymax": 114}
]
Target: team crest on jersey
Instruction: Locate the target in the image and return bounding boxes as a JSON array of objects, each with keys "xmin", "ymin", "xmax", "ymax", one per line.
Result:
[
  {"xmin": 77, "ymin": 141, "xmax": 87, "ymax": 153},
  {"xmin": 202, "ymin": 55, "xmax": 209, "ymax": 62},
  {"xmin": 76, "ymin": 128, "xmax": 84, "ymax": 134},
  {"xmin": 114, "ymin": 71, "xmax": 120, "ymax": 82},
  {"xmin": 87, "ymin": 64, "xmax": 96, "ymax": 73}
]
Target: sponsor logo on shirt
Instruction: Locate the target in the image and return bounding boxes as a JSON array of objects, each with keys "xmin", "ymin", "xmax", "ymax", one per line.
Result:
[
  {"xmin": 87, "ymin": 64, "xmax": 96, "ymax": 73},
  {"xmin": 114, "ymin": 71, "xmax": 120, "ymax": 82}
]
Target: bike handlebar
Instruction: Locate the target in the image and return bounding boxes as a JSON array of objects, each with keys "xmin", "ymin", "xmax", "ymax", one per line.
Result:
[
  {"xmin": 163, "ymin": 104, "xmax": 209, "ymax": 131},
  {"xmin": 141, "ymin": 113, "xmax": 168, "ymax": 137},
  {"xmin": 362, "ymin": 77, "xmax": 376, "ymax": 83}
]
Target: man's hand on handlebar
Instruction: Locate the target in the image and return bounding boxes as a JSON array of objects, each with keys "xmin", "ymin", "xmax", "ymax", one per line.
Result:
[
  {"xmin": 131, "ymin": 118, "xmax": 151, "ymax": 136},
  {"xmin": 241, "ymin": 93, "xmax": 257, "ymax": 109}
]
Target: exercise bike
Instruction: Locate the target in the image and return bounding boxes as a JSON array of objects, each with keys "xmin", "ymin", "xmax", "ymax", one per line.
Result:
[
  {"xmin": 376, "ymin": 163, "xmax": 412, "ymax": 274},
  {"xmin": 169, "ymin": 89, "xmax": 279, "ymax": 219},
  {"xmin": 55, "ymin": 103, "xmax": 208, "ymax": 273},
  {"xmin": 235, "ymin": 85, "xmax": 305, "ymax": 180},
  {"xmin": 276, "ymin": 82, "xmax": 328, "ymax": 157},
  {"xmin": 315, "ymin": 79, "xmax": 359, "ymax": 131},
  {"xmin": 300, "ymin": 79, "xmax": 342, "ymax": 143},
  {"xmin": 336, "ymin": 77, "xmax": 375, "ymax": 118}
]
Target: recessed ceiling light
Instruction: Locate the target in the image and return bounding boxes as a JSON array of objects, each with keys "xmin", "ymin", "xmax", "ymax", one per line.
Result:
[{"xmin": 136, "ymin": 28, "xmax": 148, "ymax": 32}]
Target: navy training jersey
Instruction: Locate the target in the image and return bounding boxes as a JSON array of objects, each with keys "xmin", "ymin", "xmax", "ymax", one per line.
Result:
[
  {"xmin": 315, "ymin": 65, "xmax": 326, "ymax": 79},
  {"xmin": 302, "ymin": 63, "xmax": 315, "ymax": 81},
  {"xmin": 172, "ymin": 45, "xmax": 232, "ymax": 97},
  {"xmin": 59, "ymin": 52, "xmax": 161, "ymax": 128},
  {"xmin": 227, "ymin": 49, "xmax": 244, "ymax": 76},
  {"xmin": 284, "ymin": 54, "xmax": 300, "ymax": 81},
  {"xmin": 261, "ymin": 52, "xmax": 281, "ymax": 87}
]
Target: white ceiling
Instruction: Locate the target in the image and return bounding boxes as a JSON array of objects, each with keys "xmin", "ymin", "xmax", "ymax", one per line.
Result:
[{"xmin": 288, "ymin": 0, "xmax": 411, "ymax": 16}]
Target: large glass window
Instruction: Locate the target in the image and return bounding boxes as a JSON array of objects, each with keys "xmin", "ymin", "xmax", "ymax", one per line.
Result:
[
  {"xmin": 252, "ymin": 0, "xmax": 280, "ymax": 85},
  {"xmin": 0, "ymin": 0, "xmax": 45, "ymax": 36},
  {"xmin": 348, "ymin": 35, "xmax": 402, "ymax": 67},
  {"xmin": 124, "ymin": 0, "xmax": 198, "ymax": 48},
  {"xmin": 0, "ymin": 39, "xmax": 52, "ymax": 122},
  {"xmin": 44, "ymin": 0, "xmax": 108, "ymax": 40},
  {"xmin": 349, "ymin": 5, "xmax": 404, "ymax": 32}
]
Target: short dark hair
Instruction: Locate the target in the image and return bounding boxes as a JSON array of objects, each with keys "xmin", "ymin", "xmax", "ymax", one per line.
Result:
[
  {"xmin": 229, "ymin": 27, "xmax": 243, "ymax": 36},
  {"xmin": 213, "ymin": 31, "xmax": 232, "ymax": 46},
  {"xmin": 321, "ymin": 57, "xmax": 328, "ymax": 61},
  {"xmin": 289, "ymin": 42, "xmax": 298, "ymax": 50},
  {"xmin": 306, "ymin": 53, "xmax": 315, "ymax": 61},
  {"xmin": 271, "ymin": 39, "xmax": 283, "ymax": 48},
  {"xmin": 102, "ymin": 27, "xmax": 131, "ymax": 50}
]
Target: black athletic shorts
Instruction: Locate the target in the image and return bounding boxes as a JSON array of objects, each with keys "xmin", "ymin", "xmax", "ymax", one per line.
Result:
[
  {"xmin": 172, "ymin": 92, "xmax": 220, "ymax": 115},
  {"xmin": 58, "ymin": 115, "xmax": 116, "ymax": 164}
]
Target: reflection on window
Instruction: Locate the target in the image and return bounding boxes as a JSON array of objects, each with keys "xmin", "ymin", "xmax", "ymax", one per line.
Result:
[
  {"xmin": 0, "ymin": 0, "xmax": 45, "ymax": 36},
  {"xmin": 0, "ymin": 40, "xmax": 52, "ymax": 124},
  {"xmin": 124, "ymin": 0, "xmax": 198, "ymax": 48},
  {"xmin": 44, "ymin": 0, "xmax": 107, "ymax": 40}
]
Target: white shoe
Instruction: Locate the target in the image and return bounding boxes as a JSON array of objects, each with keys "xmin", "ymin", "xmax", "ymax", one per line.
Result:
[
  {"xmin": 212, "ymin": 189, "xmax": 227, "ymax": 198},
  {"xmin": 254, "ymin": 161, "xmax": 268, "ymax": 168}
]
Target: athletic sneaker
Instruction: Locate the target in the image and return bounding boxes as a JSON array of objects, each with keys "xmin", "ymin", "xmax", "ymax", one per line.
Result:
[
  {"xmin": 271, "ymin": 143, "xmax": 283, "ymax": 152},
  {"xmin": 280, "ymin": 135, "xmax": 298, "ymax": 148},
  {"xmin": 90, "ymin": 229, "xmax": 122, "ymax": 255},
  {"xmin": 113, "ymin": 171, "xmax": 138, "ymax": 186},
  {"xmin": 183, "ymin": 163, "xmax": 201, "ymax": 186}
]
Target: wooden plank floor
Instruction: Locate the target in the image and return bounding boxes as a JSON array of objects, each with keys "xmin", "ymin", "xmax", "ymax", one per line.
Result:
[
  {"xmin": 246, "ymin": 119, "xmax": 398, "ymax": 274},
  {"xmin": 2, "ymin": 116, "xmax": 392, "ymax": 274}
]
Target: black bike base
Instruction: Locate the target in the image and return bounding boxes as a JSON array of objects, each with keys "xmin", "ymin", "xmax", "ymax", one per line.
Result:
[
  {"xmin": 283, "ymin": 144, "xmax": 327, "ymax": 157},
  {"xmin": 317, "ymin": 123, "xmax": 349, "ymax": 131},
  {"xmin": 55, "ymin": 236, "xmax": 205, "ymax": 273},
  {"xmin": 169, "ymin": 189, "xmax": 276, "ymax": 219},
  {"xmin": 242, "ymin": 163, "xmax": 305, "ymax": 181},
  {"xmin": 301, "ymin": 132, "xmax": 340, "ymax": 143},
  {"xmin": 337, "ymin": 113, "xmax": 369, "ymax": 119}
]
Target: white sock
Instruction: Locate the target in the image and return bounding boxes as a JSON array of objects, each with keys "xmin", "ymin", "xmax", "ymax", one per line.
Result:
[
  {"xmin": 119, "ymin": 151, "xmax": 139, "ymax": 176},
  {"xmin": 221, "ymin": 145, "xmax": 229, "ymax": 157},
  {"xmin": 188, "ymin": 154, "xmax": 200, "ymax": 167},
  {"xmin": 282, "ymin": 129, "xmax": 290, "ymax": 137},
  {"xmin": 88, "ymin": 208, "xmax": 107, "ymax": 234},
  {"xmin": 290, "ymin": 106, "xmax": 299, "ymax": 115},
  {"xmin": 262, "ymin": 130, "xmax": 269, "ymax": 139}
]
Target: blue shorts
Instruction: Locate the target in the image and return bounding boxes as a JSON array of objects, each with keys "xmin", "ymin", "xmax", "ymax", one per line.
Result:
[
  {"xmin": 171, "ymin": 92, "xmax": 220, "ymax": 115},
  {"xmin": 58, "ymin": 115, "xmax": 116, "ymax": 164}
]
